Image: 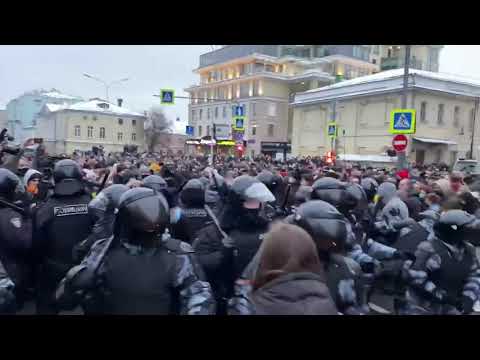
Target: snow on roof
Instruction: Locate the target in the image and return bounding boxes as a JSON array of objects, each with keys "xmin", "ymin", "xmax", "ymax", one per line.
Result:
[
  {"xmin": 47, "ymin": 100, "xmax": 145, "ymax": 117},
  {"xmin": 303, "ymin": 68, "xmax": 480, "ymax": 94},
  {"xmin": 337, "ymin": 154, "xmax": 397, "ymax": 163},
  {"xmin": 41, "ymin": 91, "xmax": 83, "ymax": 100},
  {"xmin": 413, "ymin": 137, "xmax": 457, "ymax": 145}
]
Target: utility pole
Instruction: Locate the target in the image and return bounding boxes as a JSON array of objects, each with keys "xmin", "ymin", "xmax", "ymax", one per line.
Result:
[{"xmin": 397, "ymin": 45, "xmax": 411, "ymax": 170}]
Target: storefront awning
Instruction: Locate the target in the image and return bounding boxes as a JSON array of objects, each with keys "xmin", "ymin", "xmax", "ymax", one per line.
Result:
[{"xmin": 413, "ymin": 137, "xmax": 457, "ymax": 145}]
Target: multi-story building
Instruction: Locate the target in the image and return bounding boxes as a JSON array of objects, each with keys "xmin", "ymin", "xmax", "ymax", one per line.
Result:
[
  {"xmin": 36, "ymin": 99, "xmax": 146, "ymax": 154},
  {"xmin": 185, "ymin": 45, "xmax": 378, "ymax": 158},
  {"xmin": 291, "ymin": 68, "xmax": 480, "ymax": 166},
  {"xmin": 379, "ymin": 45, "xmax": 443, "ymax": 72},
  {"xmin": 6, "ymin": 89, "xmax": 83, "ymax": 142}
]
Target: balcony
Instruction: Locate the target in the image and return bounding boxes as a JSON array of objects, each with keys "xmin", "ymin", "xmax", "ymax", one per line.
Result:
[{"xmin": 381, "ymin": 57, "xmax": 424, "ymax": 71}]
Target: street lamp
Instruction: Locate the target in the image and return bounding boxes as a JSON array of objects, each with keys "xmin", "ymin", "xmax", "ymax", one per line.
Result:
[{"xmin": 83, "ymin": 73, "xmax": 129, "ymax": 102}]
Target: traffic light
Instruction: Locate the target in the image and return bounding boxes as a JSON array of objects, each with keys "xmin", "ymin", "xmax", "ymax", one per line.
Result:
[
  {"xmin": 325, "ymin": 150, "xmax": 336, "ymax": 165},
  {"xmin": 236, "ymin": 144, "xmax": 244, "ymax": 152}
]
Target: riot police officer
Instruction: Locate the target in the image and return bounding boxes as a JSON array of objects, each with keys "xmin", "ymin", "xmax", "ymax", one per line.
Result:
[
  {"xmin": 256, "ymin": 170, "xmax": 287, "ymax": 220},
  {"xmin": 72, "ymin": 184, "xmax": 129, "ymax": 262},
  {"xmin": 56, "ymin": 187, "xmax": 215, "ymax": 315},
  {"xmin": 0, "ymin": 168, "xmax": 33, "ymax": 310},
  {"xmin": 193, "ymin": 175, "xmax": 275, "ymax": 314},
  {"xmin": 403, "ymin": 210, "xmax": 480, "ymax": 314},
  {"xmin": 33, "ymin": 159, "xmax": 94, "ymax": 314},
  {"xmin": 170, "ymin": 179, "xmax": 213, "ymax": 244},
  {"xmin": 0, "ymin": 258, "xmax": 15, "ymax": 313}
]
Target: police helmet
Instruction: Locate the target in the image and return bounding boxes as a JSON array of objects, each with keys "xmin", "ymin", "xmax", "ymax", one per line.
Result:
[
  {"xmin": 228, "ymin": 175, "xmax": 275, "ymax": 207},
  {"xmin": 294, "ymin": 185, "xmax": 312, "ymax": 206},
  {"xmin": 0, "ymin": 169, "xmax": 20, "ymax": 201},
  {"xmin": 433, "ymin": 209, "xmax": 480, "ymax": 245},
  {"xmin": 117, "ymin": 187, "xmax": 169, "ymax": 234},
  {"xmin": 311, "ymin": 177, "xmax": 357, "ymax": 212},
  {"xmin": 53, "ymin": 159, "xmax": 83, "ymax": 183},
  {"xmin": 142, "ymin": 175, "xmax": 168, "ymax": 193},
  {"xmin": 346, "ymin": 183, "xmax": 368, "ymax": 211},
  {"xmin": 180, "ymin": 179, "xmax": 205, "ymax": 207},
  {"xmin": 103, "ymin": 184, "xmax": 129, "ymax": 211},
  {"xmin": 361, "ymin": 177, "xmax": 379, "ymax": 202},
  {"xmin": 256, "ymin": 170, "xmax": 281, "ymax": 192},
  {"xmin": 288, "ymin": 200, "xmax": 347, "ymax": 254}
]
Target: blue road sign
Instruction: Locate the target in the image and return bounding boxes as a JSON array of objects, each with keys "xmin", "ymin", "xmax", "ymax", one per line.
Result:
[
  {"xmin": 185, "ymin": 125, "xmax": 194, "ymax": 136},
  {"xmin": 234, "ymin": 105, "xmax": 245, "ymax": 117},
  {"xmin": 390, "ymin": 109, "xmax": 416, "ymax": 134},
  {"xmin": 160, "ymin": 89, "xmax": 175, "ymax": 105},
  {"xmin": 234, "ymin": 117, "xmax": 244, "ymax": 130}
]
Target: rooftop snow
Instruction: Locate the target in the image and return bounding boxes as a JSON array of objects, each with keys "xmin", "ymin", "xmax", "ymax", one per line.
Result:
[
  {"xmin": 413, "ymin": 137, "xmax": 457, "ymax": 145},
  {"xmin": 303, "ymin": 68, "xmax": 480, "ymax": 94},
  {"xmin": 46, "ymin": 100, "xmax": 145, "ymax": 117},
  {"xmin": 41, "ymin": 91, "xmax": 83, "ymax": 100},
  {"xmin": 337, "ymin": 154, "xmax": 397, "ymax": 163}
]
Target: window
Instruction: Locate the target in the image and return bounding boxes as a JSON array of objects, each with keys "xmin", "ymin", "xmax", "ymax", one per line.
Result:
[
  {"xmin": 191, "ymin": 110, "xmax": 196, "ymax": 120},
  {"xmin": 206, "ymin": 125, "xmax": 210, "ymax": 136},
  {"xmin": 453, "ymin": 106, "xmax": 460, "ymax": 128},
  {"xmin": 93, "ymin": 116, "xmax": 98, "ymax": 121},
  {"xmin": 223, "ymin": 106, "xmax": 226, "ymax": 118},
  {"xmin": 268, "ymin": 103, "xmax": 277, "ymax": 117},
  {"xmin": 74, "ymin": 125, "xmax": 81, "ymax": 137},
  {"xmin": 372, "ymin": 59, "xmax": 377, "ymax": 65},
  {"xmin": 437, "ymin": 104, "xmax": 444, "ymax": 125},
  {"xmin": 373, "ymin": 45, "xmax": 380, "ymax": 55},
  {"xmin": 117, "ymin": 132, "xmax": 123, "ymax": 142},
  {"xmin": 207, "ymin": 108, "xmax": 211, "ymax": 119},
  {"xmin": 199, "ymin": 109, "xmax": 203, "ymax": 120},
  {"xmin": 470, "ymin": 108, "xmax": 476, "ymax": 131},
  {"xmin": 132, "ymin": 119, "xmax": 137, "ymax": 127},
  {"xmin": 198, "ymin": 125, "xmax": 202, "ymax": 137},
  {"xmin": 87, "ymin": 126, "xmax": 93, "ymax": 138},
  {"xmin": 252, "ymin": 126, "xmax": 257, "ymax": 136},
  {"xmin": 420, "ymin": 101, "xmax": 427, "ymax": 122},
  {"xmin": 214, "ymin": 107, "xmax": 218, "ymax": 119},
  {"xmin": 83, "ymin": 115, "xmax": 88, "ymax": 120},
  {"xmin": 118, "ymin": 118, "xmax": 124, "ymax": 125},
  {"xmin": 252, "ymin": 102, "xmax": 257, "ymax": 116},
  {"xmin": 100, "ymin": 127, "xmax": 105, "ymax": 139},
  {"xmin": 131, "ymin": 133, "xmax": 136, "ymax": 141},
  {"xmin": 268, "ymin": 124, "xmax": 274, "ymax": 137}
]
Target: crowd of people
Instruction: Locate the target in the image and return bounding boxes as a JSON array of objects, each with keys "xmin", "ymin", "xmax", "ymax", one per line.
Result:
[{"xmin": 1, "ymin": 138, "xmax": 480, "ymax": 315}]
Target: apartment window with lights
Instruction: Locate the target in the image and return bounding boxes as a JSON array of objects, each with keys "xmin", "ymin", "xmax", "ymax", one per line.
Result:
[
  {"xmin": 437, "ymin": 104, "xmax": 444, "ymax": 125},
  {"xmin": 118, "ymin": 118, "xmax": 124, "ymax": 125},
  {"xmin": 132, "ymin": 119, "xmax": 137, "ymax": 127},
  {"xmin": 87, "ymin": 126, "xmax": 93, "ymax": 138},
  {"xmin": 117, "ymin": 132, "xmax": 123, "ymax": 142},
  {"xmin": 100, "ymin": 127, "xmax": 105, "ymax": 139},
  {"xmin": 74, "ymin": 125, "xmax": 81, "ymax": 137},
  {"xmin": 453, "ymin": 106, "xmax": 460, "ymax": 128},
  {"xmin": 198, "ymin": 125, "xmax": 202, "ymax": 137},
  {"xmin": 132, "ymin": 133, "xmax": 136, "ymax": 141},
  {"xmin": 268, "ymin": 124, "xmax": 274, "ymax": 137},
  {"xmin": 420, "ymin": 101, "xmax": 427, "ymax": 122}
]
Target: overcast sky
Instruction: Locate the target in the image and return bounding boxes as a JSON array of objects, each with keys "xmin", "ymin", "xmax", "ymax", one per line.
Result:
[{"xmin": 0, "ymin": 45, "xmax": 479, "ymax": 133}]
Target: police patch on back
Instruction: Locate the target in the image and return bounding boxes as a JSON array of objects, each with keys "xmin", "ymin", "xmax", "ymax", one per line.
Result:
[{"xmin": 54, "ymin": 204, "xmax": 88, "ymax": 217}]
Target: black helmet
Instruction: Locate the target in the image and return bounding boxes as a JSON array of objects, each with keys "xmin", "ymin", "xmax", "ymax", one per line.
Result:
[
  {"xmin": 294, "ymin": 185, "xmax": 312, "ymax": 206},
  {"xmin": 311, "ymin": 177, "xmax": 357, "ymax": 214},
  {"xmin": 180, "ymin": 179, "xmax": 205, "ymax": 207},
  {"xmin": 346, "ymin": 183, "xmax": 368, "ymax": 212},
  {"xmin": 228, "ymin": 175, "xmax": 275, "ymax": 207},
  {"xmin": 143, "ymin": 175, "xmax": 167, "ymax": 193},
  {"xmin": 256, "ymin": 170, "xmax": 281, "ymax": 192},
  {"xmin": 96, "ymin": 184, "xmax": 130, "ymax": 212},
  {"xmin": 53, "ymin": 159, "xmax": 83, "ymax": 183},
  {"xmin": 361, "ymin": 177, "xmax": 378, "ymax": 202},
  {"xmin": 0, "ymin": 169, "xmax": 20, "ymax": 201},
  {"xmin": 288, "ymin": 200, "xmax": 347, "ymax": 254},
  {"xmin": 117, "ymin": 187, "xmax": 169, "ymax": 234},
  {"xmin": 434, "ymin": 210, "xmax": 480, "ymax": 245}
]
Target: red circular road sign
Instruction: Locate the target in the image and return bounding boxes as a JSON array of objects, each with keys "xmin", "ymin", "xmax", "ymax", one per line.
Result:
[{"xmin": 392, "ymin": 134, "xmax": 408, "ymax": 152}]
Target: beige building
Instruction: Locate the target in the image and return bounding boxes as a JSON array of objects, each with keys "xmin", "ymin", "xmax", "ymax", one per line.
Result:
[
  {"xmin": 292, "ymin": 69, "xmax": 480, "ymax": 166},
  {"xmin": 185, "ymin": 46, "xmax": 378, "ymax": 158},
  {"xmin": 36, "ymin": 99, "xmax": 146, "ymax": 155}
]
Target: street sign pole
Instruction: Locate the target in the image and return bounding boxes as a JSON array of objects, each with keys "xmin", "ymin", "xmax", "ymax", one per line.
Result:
[{"xmin": 397, "ymin": 45, "xmax": 411, "ymax": 170}]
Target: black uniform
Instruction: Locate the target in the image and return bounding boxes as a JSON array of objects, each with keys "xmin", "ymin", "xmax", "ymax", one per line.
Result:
[
  {"xmin": 56, "ymin": 187, "xmax": 215, "ymax": 315},
  {"xmin": 193, "ymin": 175, "xmax": 274, "ymax": 314},
  {"xmin": 0, "ymin": 258, "xmax": 16, "ymax": 313},
  {"xmin": 0, "ymin": 169, "xmax": 33, "ymax": 309},
  {"xmin": 171, "ymin": 179, "xmax": 213, "ymax": 244},
  {"xmin": 33, "ymin": 160, "xmax": 94, "ymax": 314}
]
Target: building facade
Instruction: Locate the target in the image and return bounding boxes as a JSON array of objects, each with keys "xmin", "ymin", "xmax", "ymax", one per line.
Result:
[
  {"xmin": 291, "ymin": 69, "xmax": 480, "ymax": 166},
  {"xmin": 6, "ymin": 89, "xmax": 83, "ymax": 143},
  {"xmin": 379, "ymin": 45, "xmax": 443, "ymax": 72},
  {"xmin": 36, "ymin": 99, "xmax": 146, "ymax": 155},
  {"xmin": 186, "ymin": 46, "xmax": 378, "ymax": 158}
]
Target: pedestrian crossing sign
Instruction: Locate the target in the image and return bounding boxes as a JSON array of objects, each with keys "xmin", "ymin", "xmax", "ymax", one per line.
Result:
[
  {"xmin": 390, "ymin": 109, "xmax": 416, "ymax": 134},
  {"xmin": 233, "ymin": 116, "xmax": 245, "ymax": 131},
  {"xmin": 327, "ymin": 122, "xmax": 337, "ymax": 139},
  {"xmin": 160, "ymin": 89, "xmax": 175, "ymax": 105}
]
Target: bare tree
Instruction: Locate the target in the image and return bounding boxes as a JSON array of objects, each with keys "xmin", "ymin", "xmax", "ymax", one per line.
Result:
[{"xmin": 144, "ymin": 106, "xmax": 174, "ymax": 152}]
